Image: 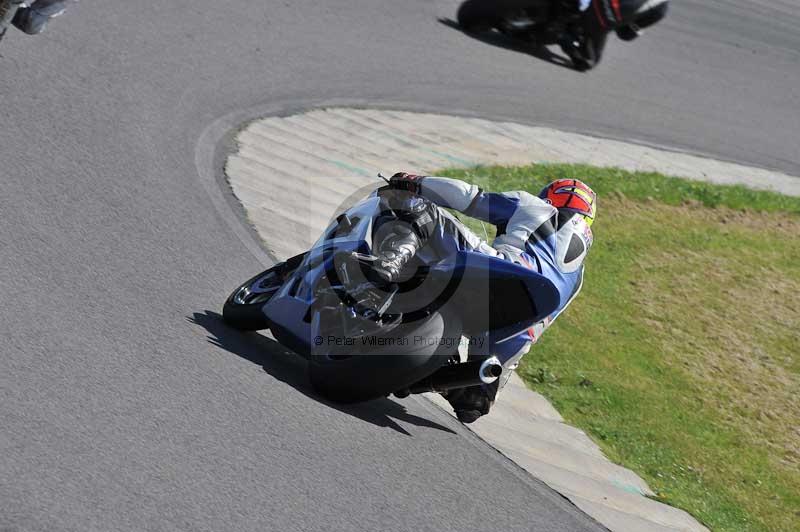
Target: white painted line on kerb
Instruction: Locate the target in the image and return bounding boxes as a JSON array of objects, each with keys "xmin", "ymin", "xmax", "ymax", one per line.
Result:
[{"xmin": 224, "ymin": 108, "xmax": 797, "ymax": 532}]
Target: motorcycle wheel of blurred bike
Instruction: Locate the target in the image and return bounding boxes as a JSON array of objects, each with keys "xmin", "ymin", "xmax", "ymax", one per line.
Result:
[{"xmin": 457, "ymin": 0, "xmax": 549, "ymax": 33}]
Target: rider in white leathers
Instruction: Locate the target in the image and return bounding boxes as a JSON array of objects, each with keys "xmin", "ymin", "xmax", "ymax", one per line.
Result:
[{"xmin": 377, "ymin": 173, "xmax": 597, "ymax": 422}]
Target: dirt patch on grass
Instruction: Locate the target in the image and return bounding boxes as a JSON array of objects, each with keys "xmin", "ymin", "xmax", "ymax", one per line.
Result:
[{"xmin": 625, "ymin": 201, "xmax": 800, "ymax": 467}]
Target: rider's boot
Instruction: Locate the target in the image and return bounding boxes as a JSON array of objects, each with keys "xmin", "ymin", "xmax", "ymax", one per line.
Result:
[
  {"xmin": 372, "ymin": 195, "xmax": 439, "ymax": 284},
  {"xmin": 446, "ymin": 378, "xmax": 500, "ymax": 423}
]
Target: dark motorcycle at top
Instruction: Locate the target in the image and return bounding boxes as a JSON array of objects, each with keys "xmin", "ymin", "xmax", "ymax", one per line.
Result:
[{"xmin": 457, "ymin": 0, "xmax": 596, "ymax": 71}]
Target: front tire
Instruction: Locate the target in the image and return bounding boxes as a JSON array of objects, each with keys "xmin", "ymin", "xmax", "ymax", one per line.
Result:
[
  {"xmin": 222, "ymin": 253, "xmax": 306, "ymax": 331},
  {"xmin": 222, "ymin": 265, "xmax": 284, "ymax": 331},
  {"xmin": 572, "ymin": 57, "xmax": 592, "ymax": 71}
]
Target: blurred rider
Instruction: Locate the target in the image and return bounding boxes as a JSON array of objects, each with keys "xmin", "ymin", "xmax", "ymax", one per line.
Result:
[
  {"xmin": 564, "ymin": 0, "xmax": 670, "ymax": 69},
  {"xmin": 376, "ymin": 173, "xmax": 596, "ymax": 423}
]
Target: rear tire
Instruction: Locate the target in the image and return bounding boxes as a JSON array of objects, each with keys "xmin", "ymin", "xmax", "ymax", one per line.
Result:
[
  {"xmin": 308, "ymin": 310, "xmax": 462, "ymax": 403},
  {"xmin": 458, "ymin": 0, "xmax": 550, "ymax": 33},
  {"xmin": 457, "ymin": 0, "xmax": 500, "ymax": 33},
  {"xmin": 572, "ymin": 58, "xmax": 593, "ymax": 72}
]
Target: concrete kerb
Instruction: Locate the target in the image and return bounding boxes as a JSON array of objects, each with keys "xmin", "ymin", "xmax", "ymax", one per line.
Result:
[{"xmin": 220, "ymin": 107, "xmax": 799, "ymax": 532}]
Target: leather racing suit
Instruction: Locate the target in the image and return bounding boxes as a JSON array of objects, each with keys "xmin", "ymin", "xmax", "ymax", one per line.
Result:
[{"xmin": 405, "ymin": 176, "xmax": 591, "ymax": 391}]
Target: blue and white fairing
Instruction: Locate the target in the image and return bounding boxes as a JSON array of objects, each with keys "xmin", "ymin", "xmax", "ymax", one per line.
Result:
[
  {"xmin": 262, "ymin": 196, "xmax": 379, "ymax": 357},
  {"xmin": 419, "ymin": 177, "xmax": 591, "ymax": 364},
  {"xmin": 261, "ymin": 193, "xmax": 562, "ymax": 360}
]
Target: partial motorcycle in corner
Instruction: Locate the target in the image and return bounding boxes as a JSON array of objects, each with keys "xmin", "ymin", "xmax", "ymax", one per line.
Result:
[
  {"xmin": 0, "ymin": 0, "xmax": 71, "ymax": 45},
  {"xmin": 0, "ymin": 0, "xmax": 23, "ymax": 43}
]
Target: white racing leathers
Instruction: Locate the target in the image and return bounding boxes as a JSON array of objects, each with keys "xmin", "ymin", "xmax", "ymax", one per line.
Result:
[{"xmin": 419, "ymin": 177, "xmax": 592, "ymax": 395}]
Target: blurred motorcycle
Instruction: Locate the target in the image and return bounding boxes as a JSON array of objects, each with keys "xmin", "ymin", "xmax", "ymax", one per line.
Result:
[
  {"xmin": 458, "ymin": 0, "xmax": 669, "ymax": 71},
  {"xmin": 457, "ymin": 0, "xmax": 597, "ymax": 71}
]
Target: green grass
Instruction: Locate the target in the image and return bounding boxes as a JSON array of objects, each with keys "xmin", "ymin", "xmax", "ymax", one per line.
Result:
[{"xmin": 438, "ymin": 164, "xmax": 800, "ymax": 532}]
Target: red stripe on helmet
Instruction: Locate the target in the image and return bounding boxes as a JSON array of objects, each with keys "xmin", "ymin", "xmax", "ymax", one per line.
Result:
[{"xmin": 571, "ymin": 196, "xmax": 592, "ymax": 215}]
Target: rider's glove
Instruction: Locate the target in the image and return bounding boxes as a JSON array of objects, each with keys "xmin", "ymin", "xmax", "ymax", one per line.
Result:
[{"xmin": 389, "ymin": 172, "xmax": 425, "ymax": 195}]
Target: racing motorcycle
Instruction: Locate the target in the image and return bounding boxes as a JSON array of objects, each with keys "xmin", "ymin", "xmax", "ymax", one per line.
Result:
[
  {"xmin": 222, "ymin": 184, "xmax": 561, "ymax": 403},
  {"xmin": 457, "ymin": 0, "xmax": 595, "ymax": 71}
]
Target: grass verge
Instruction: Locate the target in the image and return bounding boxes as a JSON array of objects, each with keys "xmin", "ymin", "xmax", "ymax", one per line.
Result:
[{"xmin": 438, "ymin": 164, "xmax": 800, "ymax": 532}]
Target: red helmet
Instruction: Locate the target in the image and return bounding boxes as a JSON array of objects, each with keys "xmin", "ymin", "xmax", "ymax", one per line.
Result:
[{"xmin": 539, "ymin": 179, "xmax": 597, "ymax": 226}]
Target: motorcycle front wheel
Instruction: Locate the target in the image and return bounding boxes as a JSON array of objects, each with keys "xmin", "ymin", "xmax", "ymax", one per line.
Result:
[{"xmin": 222, "ymin": 252, "xmax": 307, "ymax": 331}]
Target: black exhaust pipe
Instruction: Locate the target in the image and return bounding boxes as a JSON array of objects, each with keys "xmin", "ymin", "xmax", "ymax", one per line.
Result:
[{"xmin": 404, "ymin": 356, "xmax": 503, "ymax": 395}]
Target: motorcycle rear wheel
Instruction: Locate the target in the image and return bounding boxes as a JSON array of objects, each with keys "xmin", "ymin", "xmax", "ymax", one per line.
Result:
[
  {"xmin": 457, "ymin": 0, "xmax": 549, "ymax": 33},
  {"xmin": 457, "ymin": 0, "xmax": 502, "ymax": 32},
  {"xmin": 308, "ymin": 310, "xmax": 462, "ymax": 403}
]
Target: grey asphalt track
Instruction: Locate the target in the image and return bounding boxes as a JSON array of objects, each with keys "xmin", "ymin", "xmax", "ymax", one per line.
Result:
[{"xmin": 1, "ymin": 1, "xmax": 797, "ymax": 531}]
